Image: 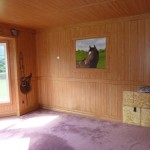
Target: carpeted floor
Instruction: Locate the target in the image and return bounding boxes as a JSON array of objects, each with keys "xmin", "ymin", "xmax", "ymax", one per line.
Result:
[{"xmin": 0, "ymin": 109, "xmax": 150, "ymax": 150}]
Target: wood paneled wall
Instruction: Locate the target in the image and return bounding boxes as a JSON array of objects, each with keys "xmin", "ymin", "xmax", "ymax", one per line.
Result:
[
  {"xmin": 36, "ymin": 14, "xmax": 150, "ymax": 122},
  {"xmin": 0, "ymin": 24, "xmax": 39, "ymax": 117},
  {"xmin": 17, "ymin": 30, "xmax": 39, "ymax": 115}
]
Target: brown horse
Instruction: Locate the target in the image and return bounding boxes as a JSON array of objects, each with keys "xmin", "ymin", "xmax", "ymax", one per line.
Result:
[{"xmin": 77, "ymin": 45, "xmax": 99, "ymax": 68}]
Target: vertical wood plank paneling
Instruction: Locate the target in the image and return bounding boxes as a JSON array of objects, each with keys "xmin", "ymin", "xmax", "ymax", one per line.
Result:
[
  {"xmin": 117, "ymin": 22, "xmax": 125, "ymax": 81},
  {"xmin": 137, "ymin": 20, "xmax": 145, "ymax": 82},
  {"xmin": 36, "ymin": 32, "xmax": 49, "ymax": 77},
  {"xmin": 110, "ymin": 22, "xmax": 118, "ymax": 80},
  {"xmin": 59, "ymin": 29, "xmax": 72, "ymax": 78},
  {"xmin": 38, "ymin": 79, "xmax": 48, "ymax": 106},
  {"xmin": 130, "ymin": 20, "xmax": 139, "ymax": 81},
  {"xmin": 145, "ymin": 19, "xmax": 150, "ymax": 82},
  {"xmin": 36, "ymin": 15, "xmax": 150, "ymax": 122},
  {"xmin": 129, "ymin": 20, "xmax": 136, "ymax": 81},
  {"xmin": 17, "ymin": 31, "xmax": 39, "ymax": 115},
  {"xmin": 124, "ymin": 21, "xmax": 130, "ymax": 81}
]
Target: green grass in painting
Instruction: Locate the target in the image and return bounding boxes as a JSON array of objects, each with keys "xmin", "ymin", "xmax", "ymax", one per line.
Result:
[
  {"xmin": 97, "ymin": 50, "xmax": 106, "ymax": 68},
  {"xmin": 76, "ymin": 50, "xmax": 106, "ymax": 68},
  {"xmin": 0, "ymin": 78, "xmax": 7, "ymax": 100},
  {"xmin": 76, "ymin": 50, "xmax": 88, "ymax": 63}
]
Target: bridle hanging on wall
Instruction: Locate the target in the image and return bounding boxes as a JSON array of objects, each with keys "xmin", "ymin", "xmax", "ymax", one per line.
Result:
[
  {"xmin": 19, "ymin": 51, "xmax": 32, "ymax": 94},
  {"xmin": 19, "ymin": 51, "xmax": 25, "ymax": 77},
  {"xmin": 19, "ymin": 51, "xmax": 32, "ymax": 104}
]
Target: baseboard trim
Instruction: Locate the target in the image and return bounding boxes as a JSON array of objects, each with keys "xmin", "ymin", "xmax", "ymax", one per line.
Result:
[
  {"xmin": 0, "ymin": 112, "xmax": 17, "ymax": 118},
  {"xmin": 19, "ymin": 105, "xmax": 40, "ymax": 116},
  {"xmin": 40, "ymin": 105, "xmax": 122, "ymax": 123},
  {"xmin": 43, "ymin": 106, "xmax": 95, "ymax": 117}
]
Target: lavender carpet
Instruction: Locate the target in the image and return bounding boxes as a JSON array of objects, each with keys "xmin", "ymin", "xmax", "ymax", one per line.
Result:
[{"xmin": 0, "ymin": 109, "xmax": 150, "ymax": 150}]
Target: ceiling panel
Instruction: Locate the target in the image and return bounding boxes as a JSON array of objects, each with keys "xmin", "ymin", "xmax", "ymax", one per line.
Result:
[{"xmin": 0, "ymin": 0, "xmax": 150, "ymax": 29}]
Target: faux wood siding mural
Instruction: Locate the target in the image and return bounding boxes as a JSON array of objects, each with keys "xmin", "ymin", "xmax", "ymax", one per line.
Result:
[{"xmin": 36, "ymin": 14, "xmax": 150, "ymax": 122}]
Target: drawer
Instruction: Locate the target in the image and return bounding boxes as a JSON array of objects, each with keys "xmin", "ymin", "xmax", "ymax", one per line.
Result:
[
  {"xmin": 141, "ymin": 108, "xmax": 150, "ymax": 127},
  {"xmin": 123, "ymin": 106, "xmax": 141, "ymax": 126},
  {"xmin": 123, "ymin": 91, "xmax": 150, "ymax": 108},
  {"xmin": 133, "ymin": 92, "xmax": 150, "ymax": 108}
]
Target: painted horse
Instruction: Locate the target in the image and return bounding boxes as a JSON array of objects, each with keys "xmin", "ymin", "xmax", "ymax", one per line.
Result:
[{"xmin": 78, "ymin": 45, "xmax": 99, "ymax": 68}]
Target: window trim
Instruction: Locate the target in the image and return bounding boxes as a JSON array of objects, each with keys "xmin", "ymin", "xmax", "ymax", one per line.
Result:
[{"xmin": 0, "ymin": 40, "xmax": 12, "ymax": 104}]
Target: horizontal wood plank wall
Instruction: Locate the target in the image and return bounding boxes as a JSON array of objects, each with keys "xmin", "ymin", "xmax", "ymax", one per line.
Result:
[
  {"xmin": 0, "ymin": 24, "xmax": 38, "ymax": 117},
  {"xmin": 36, "ymin": 14, "xmax": 150, "ymax": 122}
]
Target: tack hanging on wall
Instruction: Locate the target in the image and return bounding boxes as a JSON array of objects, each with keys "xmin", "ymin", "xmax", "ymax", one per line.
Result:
[{"xmin": 19, "ymin": 51, "xmax": 32, "ymax": 94}]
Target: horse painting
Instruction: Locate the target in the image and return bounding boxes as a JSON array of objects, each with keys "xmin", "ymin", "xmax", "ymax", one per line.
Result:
[{"xmin": 77, "ymin": 45, "xmax": 99, "ymax": 68}]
